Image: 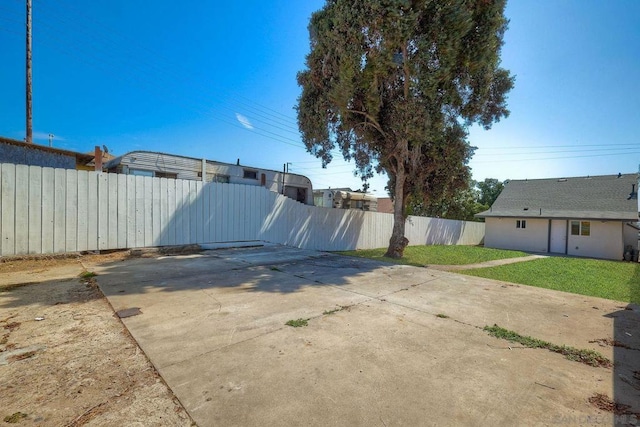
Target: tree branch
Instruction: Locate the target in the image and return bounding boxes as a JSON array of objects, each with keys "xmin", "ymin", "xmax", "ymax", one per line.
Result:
[{"xmin": 346, "ymin": 109, "xmax": 387, "ymax": 138}]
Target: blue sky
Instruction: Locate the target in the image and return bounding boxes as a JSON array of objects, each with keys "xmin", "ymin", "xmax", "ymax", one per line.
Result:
[{"xmin": 1, "ymin": 0, "xmax": 639, "ymax": 196}]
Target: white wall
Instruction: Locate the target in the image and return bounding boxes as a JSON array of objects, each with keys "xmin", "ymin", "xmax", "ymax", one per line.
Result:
[
  {"xmin": 0, "ymin": 164, "xmax": 484, "ymax": 256},
  {"xmin": 484, "ymin": 218, "xmax": 548, "ymax": 253},
  {"xmin": 485, "ymin": 217, "xmax": 629, "ymax": 260},
  {"xmin": 567, "ymin": 221, "xmax": 623, "ymax": 260}
]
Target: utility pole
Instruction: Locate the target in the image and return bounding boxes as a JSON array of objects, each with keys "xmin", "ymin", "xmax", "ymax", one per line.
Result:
[
  {"xmin": 282, "ymin": 163, "xmax": 286, "ymax": 194},
  {"xmin": 26, "ymin": 0, "xmax": 33, "ymax": 143}
]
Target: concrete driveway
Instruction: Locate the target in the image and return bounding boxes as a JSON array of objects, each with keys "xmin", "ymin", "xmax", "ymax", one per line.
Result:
[{"xmin": 88, "ymin": 245, "xmax": 640, "ymax": 426}]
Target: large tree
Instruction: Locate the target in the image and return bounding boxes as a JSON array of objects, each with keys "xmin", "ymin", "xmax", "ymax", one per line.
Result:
[{"xmin": 297, "ymin": 0, "xmax": 513, "ymax": 258}]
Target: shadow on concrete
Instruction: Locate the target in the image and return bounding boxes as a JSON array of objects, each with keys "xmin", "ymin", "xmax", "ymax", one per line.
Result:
[
  {"xmin": 0, "ymin": 246, "xmax": 393, "ymax": 309},
  {"xmin": 607, "ymin": 262, "xmax": 640, "ymax": 419}
]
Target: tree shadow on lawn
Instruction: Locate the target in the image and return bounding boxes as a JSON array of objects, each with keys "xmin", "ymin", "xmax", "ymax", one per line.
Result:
[{"xmin": 608, "ymin": 262, "xmax": 640, "ymax": 417}]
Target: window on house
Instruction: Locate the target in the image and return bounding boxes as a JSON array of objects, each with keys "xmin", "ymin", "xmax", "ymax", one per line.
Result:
[
  {"xmin": 571, "ymin": 221, "xmax": 590, "ymax": 236},
  {"xmin": 243, "ymin": 169, "xmax": 258, "ymax": 179},
  {"xmin": 212, "ymin": 174, "xmax": 230, "ymax": 183},
  {"xmin": 571, "ymin": 221, "xmax": 580, "ymax": 235},
  {"xmin": 130, "ymin": 169, "xmax": 154, "ymax": 177},
  {"xmin": 580, "ymin": 221, "xmax": 590, "ymax": 236},
  {"xmin": 155, "ymin": 171, "xmax": 177, "ymax": 179},
  {"xmin": 516, "ymin": 220, "xmax": 526, "ymax": 229}
]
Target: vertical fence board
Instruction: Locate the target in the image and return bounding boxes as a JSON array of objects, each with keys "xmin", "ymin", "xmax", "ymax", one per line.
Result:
[
  {"xmin": 76, "ymin": 170, "xmax": 88, "ymax": 252},
  {"xmin": 64, "ymin": 170, "xmax": 78, "ymax": 252},
  {"xmin": 143, "ymin": 177, "xmax": 153, "ymax": 247},
  {"xmin": 14, "ymin": 165, "xmax": 29, "ymax": 254},
  {"xmin": 238, "ymin": 185, "xmax": 247, "ymax": 241},
  {"xmin": 181, "ymin": 180, "xmax": 190, "ymax": 245},
  {"xmin": 86, "ymin": 172, "xmax": 98, "ymax": 251},
  {"xmin": 174, "ymin": 180, "xmax": 184, "ymax": 244},
  {"xmin": 134, "ymin": 176, "xmax": 145, "ymax": 248},
  {"xmin": 126, "ymin": 175, "xmax": 136, "ymax": 248},
  {"xmin": 1, "ymin": 164, "xmax": 15, "ymax": 255},
  {"xmin": 107, "ymin": 174, "xmax": 118, "ymax": 249},
  {"xmin": 167, "ymin": 179, "xmax": 176, "ymax": 246},
  {"xmin": 117, "ymin": 174, "xmax": 127, "ymax": 248},
  {"xmin": 158, "ymin": 178, "xmax": 168, "ymax": 246},
  {"xmin": 231, "ymin": 184, "xmax": 239, "ymax": 240},
  {"xmin": 189, "ymin": 181, "xmax": 197, "ymax": 244},
  {"xmin": 53, "ymin": 169, "xmax": 66, "ymax": 253},
  {"xmin": 151, "ymin": 177, "xmax": 161, "ymax": 245},
  {"xmin": 41, "ymin": 167, "xmax": 54, "ymax": 254},
  {"xmin": 97, "ymin": 173, "xmax": 108, "ymax": 250},
  {"xmin": 217, "ymin": 183, "xmax": 226, "ymax": 241},
  {"xmin": 203, "ymin": 183, "xmax": 212, "ymax": 242},
  {"xmin": 195, "ymin": 181, "xmax": 203, "ymax": 243},
  {"xmin": 223, "ymin": 184, "xmax": 231, "ymax": 241},
  {"xmin": 27, "ymin": 166, "xmax": 42, "ymax": 254}
]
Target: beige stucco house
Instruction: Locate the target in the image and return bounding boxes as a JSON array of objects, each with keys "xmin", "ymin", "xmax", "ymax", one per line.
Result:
[{"xmin": 476, "ymin": 174, "xmax": 639, "ymax": 261}]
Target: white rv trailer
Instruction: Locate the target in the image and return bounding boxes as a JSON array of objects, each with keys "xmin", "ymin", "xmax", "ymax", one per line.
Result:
[{"xmin": 104, "ymin": 150, "xmax": 314, "ymax": 205}]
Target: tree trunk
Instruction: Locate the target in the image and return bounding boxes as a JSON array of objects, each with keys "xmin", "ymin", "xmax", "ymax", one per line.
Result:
[{"xmin": 385, "ymin": 165, "xmax": 409, "ymax": 258}]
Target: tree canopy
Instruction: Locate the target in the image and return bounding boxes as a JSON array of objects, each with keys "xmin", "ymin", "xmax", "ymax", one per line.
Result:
[
  {"xmin": 406, "ymin": 177, "xmax": 505, "ymax": 221},
  {"xmin": 476, "ymin": 178, "xmax": 505, "ymax": 207},
  {"xmin": 297, "ymin": 0, "xmax": 514, "ymax": 257}
]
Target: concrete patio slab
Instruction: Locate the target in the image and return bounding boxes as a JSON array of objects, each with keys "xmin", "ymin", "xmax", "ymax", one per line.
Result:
[{"xmin": 88, "ymin": 246, "xmax": 640, "ymax": 426}]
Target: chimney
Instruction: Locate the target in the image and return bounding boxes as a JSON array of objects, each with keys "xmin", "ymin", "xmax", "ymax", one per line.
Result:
[
  {"xmin": 94, "ymin": 146, "xmax": 103, "ymax": 172},
  {"xmin": 629, "ymin": 183, "xmax": 637, "ymax": 200}
]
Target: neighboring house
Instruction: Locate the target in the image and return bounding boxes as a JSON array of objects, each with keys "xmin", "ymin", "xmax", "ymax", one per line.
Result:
[
  {"xmin": 476, "ymin": 174, "xmax": 639, "ymax": 260},
  {"xmin": 0, "ymin": 136, "xmax": 95, "ymax": 170},
  {"xmin": 376, "ymin": 197, "xmax": 394, "ymax": 214},
  {"xmin": 105, "ymin": 150, "xmax": 314, "ymax": 205},
  {"xmin": 313, "ymin": 188, "xmax": 378, "ymax": 211}
]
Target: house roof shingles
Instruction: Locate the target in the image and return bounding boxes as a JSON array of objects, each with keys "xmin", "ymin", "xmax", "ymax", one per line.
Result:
[{"xmin": 476, "ymin": 173, "xmax": 639, "ymax": 221}]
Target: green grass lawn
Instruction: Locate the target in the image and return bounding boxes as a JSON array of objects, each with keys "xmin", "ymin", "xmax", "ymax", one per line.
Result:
[
  {"xmin": 461, "ymin": 257, "xmax": 640, "ymax": 304},
  {"xmin": 338, "ymin": 245, "xmax": 528, "ymax": 266}
]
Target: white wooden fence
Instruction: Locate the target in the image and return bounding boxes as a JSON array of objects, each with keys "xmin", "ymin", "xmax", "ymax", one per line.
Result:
[{"xmin": 0, "ymin": 164, "xmax": 484, "ymax": 256}]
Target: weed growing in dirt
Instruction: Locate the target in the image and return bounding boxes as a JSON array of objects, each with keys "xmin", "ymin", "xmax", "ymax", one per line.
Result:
[
  {"xmin": 270, "ymin": 266, "xmax": 282, "ymax": 272},
  {"xmin": 79, "ymin": 271, "xmax": 97, "ymax": 279},
  {"xmin": 436, "ymin": 313, "xmax": 449, "ymax": 319},
  {"xmin": 4, "ymin": 412, "xmax": 27, "ymax": 423},
  {"xmin": 323, "ymin": 305, "xmax": 352, "ymax": 315},
  {"xmin": 484, "ymin": 324, "xmax": 611, "ymax": 368},
  {"xmin": 285, "ymin": 318, "xmax": 309, "ymax": 327}
]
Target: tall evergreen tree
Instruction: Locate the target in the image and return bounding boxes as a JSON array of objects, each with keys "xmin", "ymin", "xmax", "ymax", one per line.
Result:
[{"xmin": 297, "ymin": 0, "xmax": 514, "ymax": 257}]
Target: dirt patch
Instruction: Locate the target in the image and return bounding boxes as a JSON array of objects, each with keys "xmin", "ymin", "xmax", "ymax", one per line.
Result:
[
  {"xmin": 588, "ymin": 393, "xmax": 634, "ymax": 415},
  {"xmin": 0, "ymin": 254, "xmax": 194, "ymax": 426}
]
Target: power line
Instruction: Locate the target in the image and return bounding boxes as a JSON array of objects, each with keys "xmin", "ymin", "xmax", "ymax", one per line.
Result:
[
  {"xmin": 474, "ymin": 147, "xmax": 640, "ymax": 157},
  {"xmin": 477, "ymin": 142, "xmax": 638, "ymax": 150},
  {"xmin": 472, "ymin": 151, "xmax": 640, "ymax": 163}
]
